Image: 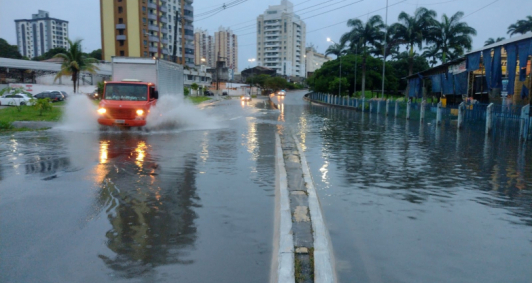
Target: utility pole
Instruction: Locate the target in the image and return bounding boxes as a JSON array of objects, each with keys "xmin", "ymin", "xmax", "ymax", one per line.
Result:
[
  {"xmin": 381, "ymin": 0, "xmax": 389, "ymax": 99},
  {"xmin": 216, "ymin": 52, "xmax": 228, "ymax": 95},
  {"xmin": 172, "ymin": 10, "xmax": 180, "ymax": 63}
]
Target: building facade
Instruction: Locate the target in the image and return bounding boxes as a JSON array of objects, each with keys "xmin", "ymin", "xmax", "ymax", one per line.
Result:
[
  {"xmin": 256, "ymin": 0, "xmax": 306, "ymax": 77},
  {"xmin": 305, "ymin": 47, "xmax": 330, "ymax": 77},
  {"xmin": 15, "ymin": 10, "xmax": 69, "ymax": 59},
  {"xmin": 214, "ymin": 27, "xmax": 238, "ymax": 73},
  {"xmin": 100, "ymin": 0, "xmax": 194, "ymax": 67},
  {"xmin": 194, "ymin": 28, "xmax": 215, "ymax": 67}
]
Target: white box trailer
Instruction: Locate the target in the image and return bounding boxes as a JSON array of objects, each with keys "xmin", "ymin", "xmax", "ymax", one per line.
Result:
[{"xmin": 111, "ymin": 57, "xmax": 184, "ymax": 96}]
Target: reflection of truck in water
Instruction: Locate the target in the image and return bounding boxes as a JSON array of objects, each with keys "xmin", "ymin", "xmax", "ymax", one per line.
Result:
[{"xmin": 97, "ymin": 57, "xmax": 184, "ymax": 127}]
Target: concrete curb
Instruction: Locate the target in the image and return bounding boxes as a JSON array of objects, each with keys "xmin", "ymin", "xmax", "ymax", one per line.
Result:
[
  {"xmin": 11, "ymin": 121, "xmax": 57, "ymax": 129},
  {"xmin": 293, "ymin": 134, "xmax": 337, "ymax": 283},
  {"xmin": 273, "ymin": 133, "xmax": 295, "ymax": 283}
]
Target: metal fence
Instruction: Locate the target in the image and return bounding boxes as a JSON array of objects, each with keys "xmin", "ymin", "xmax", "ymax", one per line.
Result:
[{"xmin": 306, "ymin": 92, "xmax": 532, "ymax": 141}]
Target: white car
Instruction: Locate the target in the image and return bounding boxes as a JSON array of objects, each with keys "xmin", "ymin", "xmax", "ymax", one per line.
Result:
[{"xmin": 0, "ymin": 94, "xmax": 34, "ymax": 106}]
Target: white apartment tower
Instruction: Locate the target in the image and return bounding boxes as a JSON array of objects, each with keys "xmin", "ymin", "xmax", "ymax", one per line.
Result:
[
  {"xmin": 15, "ymin": 10, "xmax": 69, "ymax": 59},
  {"xmin": 194, "ymin": 29, "xmax": 215, "ymax": 67},
  {"xmin": 256, "ymin": 0, "xmax": 306, "ymax": 77},
  {"xmin": 215, "ymin": 26, "xmax": 238, "ymax": 72}
]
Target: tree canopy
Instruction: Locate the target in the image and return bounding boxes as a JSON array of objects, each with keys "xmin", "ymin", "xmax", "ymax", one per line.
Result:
[{"xmin": 0, "ymin": 38, "xmax": 23, "ymax": 59}]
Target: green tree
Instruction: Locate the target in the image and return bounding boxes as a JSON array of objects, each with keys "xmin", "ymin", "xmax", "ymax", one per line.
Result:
[
  {"xmin": 88, "ymin": 49, "xmax": 102, "ymax": 60},
  {"xmin": 191, "ymin": 83, "xmax": 199, "ymax": 96},
  {"xmin": 427, "ymin": 12, "xmax": 476, "ymax": 63},
  {"xmin": 484, "ymin": 37, "xmax": 505, "ymax": 46},
  {"xmin": 53, "ymin": 39, "xmax": 99, "ymax": 93},
  {"xmin": 246, "ymin": 74, "xmax": 271, "ymax": 90},
  {"xmin": 340, "ymin": 15, "xmax": 385, "ymax": 97},
  {"xmin": 507, "ymin": 16, "xmax": 532, "ymax": 36},
  {"xmin": 32, "ymin": 47, "xmax": 67, "ymax": 61},
  {"xmin": 265, "ymin": 77, "xmax": 287, "ymax": 92},
  {"xmin": 328, "ymin": 77, "xmax": 350, "ymax": 96},
  {"xmin": 325, "ymin": 42, "xmax": 345, "ymax": 57},
  {"xmin": 390, "ymin": 8, "xmax": 437, "ymax": 76},
  {"xmin": 0, "ymin": 38, "xmax": 23, "ymax": 59}
]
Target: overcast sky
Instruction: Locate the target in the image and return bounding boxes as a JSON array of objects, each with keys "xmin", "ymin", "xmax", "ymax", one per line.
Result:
[{"xmin": 1, "ymin": 0, "xmax": 530, "ymax": 72}]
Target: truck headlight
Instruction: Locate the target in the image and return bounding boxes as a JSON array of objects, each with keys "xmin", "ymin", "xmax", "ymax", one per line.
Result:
[
  {"xmin": 136, "ymin": 109, "xmax": 144, "ymax": 116},
  {"xmin": 97, "ymin": 108, "xmax": 106, "ymax": 114}
]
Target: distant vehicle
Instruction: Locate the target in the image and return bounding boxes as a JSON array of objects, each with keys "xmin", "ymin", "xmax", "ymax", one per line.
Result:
[
  {"xmin": 278, "ymin": 90, "xmax": 286, "ymax": 96},
  {"xmin": 60, "ymin": 91, "xmax": 69, "ymax": 100},
  {"xmin": 222, "ymin": 91, "xmax": 228, "ymax": 96},
  {"xmin": 0, "ymin": 94, "xmax": 34, "ymax": 106},
  {"xmin": 33, "ymin": 91, "xmax": 64, "ymax": 102},
  {"xmin": 241, "ymin": 94, "xmax": 252, "ymax": 101},
  {"xmin": 97, "ymin": 57, "xmax": 184, "ymax": 128},
  {"xmin": 204, "ymin": 90, "xmax": 214, "ymax": 96}
]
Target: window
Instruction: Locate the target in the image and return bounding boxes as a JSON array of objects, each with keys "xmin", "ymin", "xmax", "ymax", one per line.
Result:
[
  {"xmin": 118, "ymin": 18, "xmax": 123, "ymax": 24},
  {"xmin": 118, "ymin": 6, "xmax": 123, "ymax": 13},
  {"xmin": 144, "ymin": 51, "xmax": 148, "ymax": 56},
  {"xmin": 143, "ymin": 18, "xmax": 147, "ymax": 24},
  {"xmin": 120, "ymin": 50, "xmax": 125, "ymax": 56},
  {"xmin": 119, "ymin": 40, "xmax": 124, "ymax": 46},
  {"xmin": 142, "ymin": 7, "xmax": 146, "ymax": 12},
  {"xmin": 143, "ymin": 40, "xmax": 147, "ymax": 45}
]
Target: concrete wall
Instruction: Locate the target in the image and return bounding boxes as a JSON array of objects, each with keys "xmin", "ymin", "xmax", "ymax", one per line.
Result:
[
  {"xmin": 35, "ymin": 74, "xmax": 104, "ymax": 86},
  {"xmin": 8, "ymin": 83, "xmax": 96, "ymax": 95}
]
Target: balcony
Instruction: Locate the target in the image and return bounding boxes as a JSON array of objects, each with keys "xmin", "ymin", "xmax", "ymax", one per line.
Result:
[
  {"xmin": 161, "ymin": 28, "xmax": 168, "ymax": 34},
  {"xmin": 184, "ymin": 14, "xmax": 193, "ymax": 21},
  {"xmin": 148, "ymin": 24, "xmax": 159, "ymax": 32},
  {"xmin": 185, "ymin": 23, "xmax": 193, "ymax": 30},
  {"xmin": 161, "ymin": 38, "xmax": 168, "ymax": 44},
  {"xmin": 184, "ymin": 34, "xmax": 193, "ymax": 41},
  {"xmin": 116, "ymin": 35, "xmax": 126, "ymax": 40},
  {"xmin": 147, "ymin": 2, "xmax": 156, "ymax": 9},
  {"xmin": 149, "ymin": 46, "xmax": 158, "ymax": 53},
  {"xmin": 161, "ymin": 6, "xmax": 168, "ymax": 13},
  {"xmin": 149, "ymin": 35, "xmax": 159, "ymax": 42},
  {"xmin": 148, "ymin": 13, "xmax": 157, "ymax": 20},
  {"xmin": 162, "ymin": 48, "xmax": 169, "ymax": 55},
  {"xmin": 160, "ymin": 16, "xmax": 168, "ymax": 23},
  {"xmin": 184, "ymin": 3, "xmax": 193, "ymax": 11},
  {"xmin": 116, "ymin": 24, "xmax": 126, "ymax": 30},
  {"xmin": 185, "ymin": 53, "xmax": 194, "ymax": 59}
]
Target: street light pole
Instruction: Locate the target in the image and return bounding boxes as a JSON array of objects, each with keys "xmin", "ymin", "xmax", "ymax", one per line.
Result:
[
  {"xmin": 354, "ymin": 43, "xmax": 358, "ymax": 96},
  {"xmin": 248, "ymin": 58, "xmax": 255, "ymax": 95},
  {"xmin": 327, "ymin": 38, "xmax": 342, "ymax": 96},
  {"xmin": 172, "ymin": 10, "xmax": 180, "ymax": 63}
]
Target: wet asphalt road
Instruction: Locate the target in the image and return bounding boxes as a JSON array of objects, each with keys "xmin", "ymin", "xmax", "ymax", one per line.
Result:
[
  {"xmin": 276, "ymin": 92, "xmax": 532, "ymax": 282},
  {"xmin": 0, "ymin": 97, "xmax": 280, "ymax": 283}
]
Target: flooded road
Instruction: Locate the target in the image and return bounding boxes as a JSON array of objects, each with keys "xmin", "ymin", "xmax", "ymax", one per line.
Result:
[
  {"xmin": 277, "ymin": 91, "xmax": 532, "ymax": 283},
  {"xmin": 0, "ymin": 98, "xmax": 279, "ymax": 283}
]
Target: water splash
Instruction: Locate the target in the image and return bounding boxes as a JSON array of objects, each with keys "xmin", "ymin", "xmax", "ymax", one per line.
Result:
[
  {"xmin": 145, "ymin": 95, "xmax": 220, "ymax": 131},
  {"xmin": 56, "ymin": 95, "xmax": 100, "ymax": 132}
]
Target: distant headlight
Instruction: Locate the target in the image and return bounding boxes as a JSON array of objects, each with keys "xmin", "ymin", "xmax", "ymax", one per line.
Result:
[
  {"xmin": 97, "ymin": 108, "xmax": 106, "ymax": 114},
  {"xmin": 136, "ymin": 109, "xmax": 144, "ymax": 116}
]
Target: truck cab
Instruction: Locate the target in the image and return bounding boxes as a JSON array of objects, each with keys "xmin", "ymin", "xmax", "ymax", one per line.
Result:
[{"xmin": 97, "ymin": 80, "xmax": 159, "ymax": 127}]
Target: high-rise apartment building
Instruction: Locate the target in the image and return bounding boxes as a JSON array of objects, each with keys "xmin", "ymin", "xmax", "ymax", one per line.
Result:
[
  {"xmin": 256, "ymin": 0, "xmax": 306, "ymax": 77},
  {"xmin": 100, "ymin": 0, "xmax": 194, "ymax": 67},
  {"xmin": 305, "ymin": 47, "xmax": 330, "ymax": 77},
  {"xmin": 14, "ymin": 10, "xmax": 69, "ymax": 59},
  {"xmin": 214, "ymin": 27, "xmax": 238, "ymax": 72},
  {"xmin": 194, "ymin": 28, "xmax": 215, "ymax": 67}
]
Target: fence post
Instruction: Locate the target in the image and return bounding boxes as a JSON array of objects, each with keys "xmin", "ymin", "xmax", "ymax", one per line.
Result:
[
  {"xmin": 436, "ymin": 102, "xmax": 442, "ymax": 126},
  {"xmin": 485, "ymin": 103, "xmax": 493, "ymax": 135},
  {"xmin": 356, "ymin": 98, "xmax": 359, "ymax": 108},
  {"xmin": 395, "ymin": 100, "xmax": 399, "ymax": 117},
  {"xmin": 362, "ymin": 97, "xmax": 365, "ymax": 112},
  {"xmin": 377, "ymin": 100, "xmax": 381, "ymax": 114},
  {"xmin": 369, "ymin": 100, "xmax": 373, "ymax": 113},
  {"xmin": 386, "ymin": 99, "xmax": 390, "ymax": 116},
  {"xmin": 406, "ymin": 100, "xmax": 411, "ymax": 120},
  {"xmin": 420, "ymin": 100, "xmax": 426, "ymax": 122},
  {"xmin": 457, "ymin": 102, "xmax": 465, "ymax": 129},
  {"xmin": 520, "ymin": 104, "xmax": 530, "ymax": 141}
]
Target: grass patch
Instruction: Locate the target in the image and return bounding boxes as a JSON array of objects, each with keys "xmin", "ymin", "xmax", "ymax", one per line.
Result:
[
  {"xmin": 0, "ymin": 127, "xmax": 51, "ymax": 133},
  {"xmin": 0, "ymin": 105, "xmax": 62, "ymax": 123},
  {"xmin": 187, "ymin": 96, "xmax": 212, "ymax": 104}
]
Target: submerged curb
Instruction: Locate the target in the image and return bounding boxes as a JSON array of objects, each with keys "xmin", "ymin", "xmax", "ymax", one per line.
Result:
[
  {"xmin": 274, "ymin": 133, "xmax": 296, "ymax": 283},
  {"xmin": 11, "ymin": 121, "xmax": 57, "ymax": 129},
  {"xmin": 292, "ymin": 134, "xmax": 337, "ymax": 283}
]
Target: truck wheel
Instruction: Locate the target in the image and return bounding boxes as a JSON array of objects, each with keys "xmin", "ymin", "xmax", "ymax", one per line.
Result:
[{"xmin": 98, "ymin": 125, "xmax": 108, "ymax": 131}]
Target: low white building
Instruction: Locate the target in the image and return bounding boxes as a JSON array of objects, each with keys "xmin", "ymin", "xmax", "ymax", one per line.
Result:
[
  {"xmin": 183, "ymin": 65, "xmax": 213, "ymax": 95},
  {"xmin": 305, "ymin": 47, "xmax": 331, "ymax": 77}
]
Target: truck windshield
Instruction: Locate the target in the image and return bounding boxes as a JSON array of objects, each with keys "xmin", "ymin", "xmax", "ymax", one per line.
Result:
[{"xmin": 104, "ymin": 84, "xmax": 148, "ymax": 101}]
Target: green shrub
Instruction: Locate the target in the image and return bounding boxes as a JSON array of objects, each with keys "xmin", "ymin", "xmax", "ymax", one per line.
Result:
[
  {"xmin": 30, "ymin": 98, "xmax": 53, "ymax": 116},
  {"xmin": 0, "ymin": 120, "xmax": 14, "ymax": 130}
]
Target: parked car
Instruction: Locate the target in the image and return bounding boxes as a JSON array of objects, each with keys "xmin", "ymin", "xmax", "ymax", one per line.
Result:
[
  {"xmin": 60, "ymin": 91, "xmax": 69, "ymax": 100},
  {"xmin": 222, "ymin": 91, "xmax": 228, "ymax": 96},
  {"xmin": 33, "ymin": 91, "xmax": 64, "ymax": 102},
  {"xmin": 204, "ymin": 90, "xmax": 214, "ymax": 96},
  {"xmin": 0, "ymin": 94, "xmax": 34, "ymax": 106}
]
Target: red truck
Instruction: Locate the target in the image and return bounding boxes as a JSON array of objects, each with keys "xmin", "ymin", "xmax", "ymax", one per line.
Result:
[{"xmin": 97, "ymin": 57, "xmax": 184, "ymax": 127}]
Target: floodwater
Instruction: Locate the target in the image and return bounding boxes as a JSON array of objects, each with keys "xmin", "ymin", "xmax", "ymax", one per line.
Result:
[
  {"xmin": 277, "ymin": 91, "xmax": 532, "ymax": 283},
  {"xmin": 0, "ymin": 97, "xmax": 279, "ymax": 283}
]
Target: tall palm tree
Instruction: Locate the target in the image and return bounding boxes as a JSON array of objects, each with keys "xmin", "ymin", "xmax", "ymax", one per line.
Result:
[
  {"xmin": 53, "ymin": 39, "xmax": 99, "ymax": 93},
  {"xmin": 427, "ymin": 12, "xmax": 477, "ymax": 64},
  {"xmin": 484, "ymin": 37, "xmax": 505, "ymax": 46},
  {"xmin": 371, "ymin": 25, "xmax": 401, "ymax": 60},
  {"xmin": 325, "ymin": 42, "xmax": 345, "ymax": 57},
  {"xmin": 340, "ymin": 15, "xmax": 385, "ymax": 96},
  {"xmin": 507, "ymin": 16, "xmax": 532, "ymax": 36},
  {"xmin": 391, "ymin": 7, "xmax": 437, "ymax": 76}
]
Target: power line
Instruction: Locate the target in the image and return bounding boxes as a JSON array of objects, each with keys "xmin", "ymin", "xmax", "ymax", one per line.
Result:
[
  {"xmin": 302, "ymin": 0, "xmax": 364, "ymax": 20},
  {"xmin": 462, "ymin": 0, "xmax": 500, "ymax": 19},
  {"xmin": 195, "ymin": 0, "xmax": 246, "ymax": 17},
  {"xmin": 196, "ymin": 0, "xmax": 250, "ymax": 22}
]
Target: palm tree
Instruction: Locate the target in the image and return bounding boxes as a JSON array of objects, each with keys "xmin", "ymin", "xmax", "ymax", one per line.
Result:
[
  {"xmin": 507, "ymin": 16, "xmax": 532, "ymax": 36},
  {"xmin": 391, "ymin": 7, "xmax": 437, "ymax": 76},
  {"xmin": 484, "ymin": 37, "xmax": 505, "ymax": 46},
  {"xmin": 325, "ymin": 42, "xmax": 345, "ymax": 57},
  {"xmin": 371, "ymin": 25, "xmax": 401, "ymax": 60},
  {"xmin": 53, "ymin": 39, "xmax": 99, "ymax": 93},
  {"xmin": 427, "ymin": 11, "xmax": 477, "ymax": 64},
  {"xmin": 340, "ymin": 15, "xmax": 385, "ymax": 96}
]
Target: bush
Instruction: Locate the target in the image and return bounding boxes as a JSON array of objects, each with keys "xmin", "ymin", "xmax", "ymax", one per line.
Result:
[
  {"xmin": 184, "ymin": 87, "xmax": 190, "ymax": 96},
  {"xmin": 0, "ymin": 120, "xmax": 14, "ymax": 130},
  {"xmin": 30, "ymin": 98, "xmax": 53, "ymax": 116}
]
